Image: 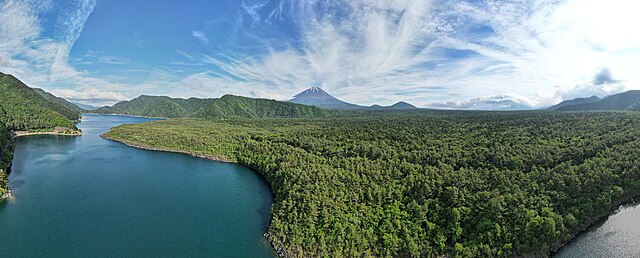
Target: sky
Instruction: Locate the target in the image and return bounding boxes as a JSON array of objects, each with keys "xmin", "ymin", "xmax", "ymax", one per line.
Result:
[{"xmin": 1, "ymin": 0, "xmax": 639, "ymax": 108}]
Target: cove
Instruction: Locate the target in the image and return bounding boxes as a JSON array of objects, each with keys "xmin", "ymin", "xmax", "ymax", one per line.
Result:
[
  {"xmin": 554, "ymin": 199, "xmax": 640, "ymax": 258},
  {"xmin": 0, "ymin": 114, "xmax": 275, "ymax": 257}
]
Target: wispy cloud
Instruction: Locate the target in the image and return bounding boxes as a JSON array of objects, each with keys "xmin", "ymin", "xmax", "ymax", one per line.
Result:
[
  {"xmin": 2, "ymin": 0, "xmax": 640, "ymax": 108},
  {"xmin": 96, "ymin": 56, "xmax": 130, "ymax": 65},
  {"xmin": 195, "ymin": 0, "xmax": 640, "ymax": 108},
  {"xmin": 0, "ymin": 0, "xmax": 132, "ymax": 105},
  {"xmin": 49, "ymin": 88, "xmax": 128, "ymax": 106},
  {"xmin": 192, "ymin": 30, "xmax": 210, "ymax": 44}
]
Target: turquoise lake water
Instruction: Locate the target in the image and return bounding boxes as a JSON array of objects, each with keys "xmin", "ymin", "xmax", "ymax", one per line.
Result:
[{"xmin": 0, "ymin": 114, "xmax": 274, "ymax": 257}]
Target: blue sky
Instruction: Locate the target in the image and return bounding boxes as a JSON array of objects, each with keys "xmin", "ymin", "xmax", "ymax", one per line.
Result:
[{"xmin": 1, "ymin": 0, "xmax": 639, "ymax": 108}]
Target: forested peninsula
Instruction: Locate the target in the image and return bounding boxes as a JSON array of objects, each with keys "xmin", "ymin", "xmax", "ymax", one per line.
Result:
[
  {"xmin": 103, "ymin": 111, "xmax": 640, "ymax": 257},
  {"xmin": 0, "ymin": 72, "xmax": 83, "ymax": 198}
]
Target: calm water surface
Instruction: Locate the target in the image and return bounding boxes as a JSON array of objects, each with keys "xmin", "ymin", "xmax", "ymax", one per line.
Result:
[
  {"xmin": 0, "ymin": 114, "xmax": 274, "ymax": 257},
  {"xmin": 554, "ymin": 200, "xmax": 640, "ymax": 258}
]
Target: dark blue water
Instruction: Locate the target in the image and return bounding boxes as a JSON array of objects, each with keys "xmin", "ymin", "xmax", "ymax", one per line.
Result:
[{"xmin": 0, "ymin": 114, "xmax": 274, "ymax": 257}]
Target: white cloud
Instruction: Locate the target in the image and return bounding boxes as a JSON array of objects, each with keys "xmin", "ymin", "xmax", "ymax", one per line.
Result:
[
  {"xmin": 0, "ymin": 0, "xmax": 135, "ymax": 105},
  {"xmin": 192, "ymin": 30, "xmax": 210, "ymax": 44},
  {"xmin": 49, "ymin": 88, "xmax": 128, "ymax": 106},
  {"xmin": 427, "ymin": 93, "xmax": 535, "ymax": 111},
  {"xmin": 97, "ymin": 56, "xmax": 130, "ymax": 65},
  {"xmin": 176, "ymin": 50, "xmax": 194, "ymax": 61},
  {"xmin": 206, "ymin": 0, "xmax": 640, "ymax": 108},
  {"xmin": 2, "ymin": 0, "xmax": 640, "ymax": 109}
]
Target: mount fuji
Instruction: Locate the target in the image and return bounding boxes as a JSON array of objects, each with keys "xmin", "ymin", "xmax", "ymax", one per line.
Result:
[{"xmin": 289, "ymin": 87, "xmax": 417, "ymax": 110}]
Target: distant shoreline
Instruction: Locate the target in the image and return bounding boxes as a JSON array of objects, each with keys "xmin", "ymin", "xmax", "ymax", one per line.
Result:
[
  {"xmin": 87, "ymin": 113, "xmax": 167, "ymax": 119},
  {"xmin": 14, "ymin": 131, "xmax": 82, "ymax": 137}
]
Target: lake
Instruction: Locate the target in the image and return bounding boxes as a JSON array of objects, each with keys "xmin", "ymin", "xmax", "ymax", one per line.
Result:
[
  {"xmin": 554, "ymin": 200, "xmax": 640, "ymax": 258},
  {"xmin": 0, "ymin": 114, "xmax": 275, "ymax": 257}
]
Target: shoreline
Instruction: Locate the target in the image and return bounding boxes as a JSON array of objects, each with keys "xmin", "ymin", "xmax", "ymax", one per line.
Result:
[
  {"xmin": 100, "ymin": 133, "xmax": 289, "ymax": 257},
  {"xmin": 100, "ymin": 134, "xmax": 233, "ymax": 163},
  {"xmin": 14, "ymin": 131, "xmax": 82, "ymax": 137},
  {"xmin": 14, "ymin": 132, "xmax": 82, "ymax": 138},
  {"xmin": 88, "ymin": 113, "xmax": 168, "ymax": 119},
  {"xmin": 548, "ymin": 193, "xmax": 640, "ymax": 256},
  {"xmin": 1, "ymin": 187, "xmax": 14, "ymax": 201},
  {"xmin": 100, "ymin": 133, "xmax": 640, "ymax": 258}
]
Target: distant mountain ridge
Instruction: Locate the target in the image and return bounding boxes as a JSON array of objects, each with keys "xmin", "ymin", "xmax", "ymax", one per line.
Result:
[
  {"xmin": 73, "ymin": 102, "xmax": 99, "ymax": 111},
  {"xmin": 33, "ymin": 88, "xmax": 86, "ymax": 114},
  {"xmin": 548, "ymin": 96, "xmax": 601, "ymax": 111},
  {"xmin": 289, "ymin": 87, "xmax": 417, "ymax": 110},
  {"xmin": 550, "ymin": 91, "xmax": 640, "ymax": 111},
  {"xmin": 94, "ymin": 94, "xmax": 336, "ymax": 118}
]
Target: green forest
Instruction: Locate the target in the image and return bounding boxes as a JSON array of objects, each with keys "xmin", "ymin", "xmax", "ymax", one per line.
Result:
[
  {"xmin": 0, "ymin": 73, "xmax": 81, "ymax": 131},
  {"xmin": 0, "ymin": 108, "xmax": 13, "ymax": 197},
  {"xmin": 104, "ymin": 111, "xmax": 640, "ymax": 257},
  {"xmin": 0, "ymin": 72, "xmax": 83, "ymax": 197},
  {"xmin": 94, "ymin": 94, "xmax": 338, "ymax": 119}
]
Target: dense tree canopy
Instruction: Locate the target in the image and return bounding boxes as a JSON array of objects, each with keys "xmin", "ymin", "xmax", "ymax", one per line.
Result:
[
  {"xmin": 104, "ymin": 111, "xmax": 640, "ymax": 257},
  {"xmin": 0, "ymin": 73, "xmax": 81, "ymax": 131},
  {"xmin": 94, "ymin": 94, "xmax": 338, "ymax": 119},
  {"xmin": 0, "ymin": 107, "xmax": 14, "ymax": 196}
]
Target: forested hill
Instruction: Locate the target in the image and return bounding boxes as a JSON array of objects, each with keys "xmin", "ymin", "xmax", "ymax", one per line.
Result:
[
  {"xmin": 33, "ymin": 88, "xmax": 85, "ymax": 114},
  {"xmin": 0, "ymin": 72, "xmax": 83, "ymax": 197},
  {"xmin": 0, "ymin": 73, "xmax": 82, "ymax": 131},
  {"xmin": 552, "ymin": 91, "xmax": 640, "ymax": 111},
  {"xmin": 94, "ymin": 94, "xmax": 337, "ymax": 118},
  {"xmin": 0, "ymin": 107, "xmax": 13, "ymax": 197},
  {"xmin": 548, "ymin": 96, "xmax": 601, "ymax": 111}
]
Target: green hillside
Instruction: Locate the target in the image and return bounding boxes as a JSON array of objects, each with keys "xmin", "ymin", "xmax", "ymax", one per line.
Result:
[
  {"xmin": 0, "ymin": 72, "xmax": 83, "ymax": 196},
  {"xmin": 33, "ymin": 88, "xmax": 85, "ymax": 114},
  {"xmin": 0, "ymin": 106, "xmax": 13, "ymax": 197},
  {"xmin": 548, "ymin": 96, "xmax": 601, "ymax": 111},
  {"xmin": 95, "ymin": 94, "xmax": 336, "ymax": 118},
  {"xmin": 0, "ymin": 73, "xmax": 81, "ymax": 131},
  {"xmin": 555, "ymin": 91, "xmax": 640, "ymax": 111}
]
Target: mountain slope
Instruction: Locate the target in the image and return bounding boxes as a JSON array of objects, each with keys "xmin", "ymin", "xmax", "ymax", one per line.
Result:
[
  {"xmin": 548, "ymin": 96, "xmax": 601, "ymax": 111},
  {"xmin": 289, "ymin": 87, "xmax": 364, "ymax": 109},
  {"xmin": 385, "ymin": 101, "xmax": 417, "ymax": 110},
  {"xmin": 94, "ymin": 94, "xmax": 335, "ymax": 118},
  {"xmin": 555, "ymin": 91, "xmax": 640, "ymax": 111},
  {"xmin": 73, "ymin": 102, "xmax": 99, "ymax": 111},
  {"xmin": 33, "ymin": 88, "xmax": 86, "ymax": 114},
  {"xmin": 0, "ymin": 106, "xmax": 12, "ymax": 197},
  {"xmin": 0, "ymin": 73, "xmax": 81, "ymax": 130},
  {"xmin": 289, "ymin": 87, "xmax": 419, "ymax": 110},
  {"xmin": 0, "ymin": 72, "xmax": 81, "ymax": 196}
]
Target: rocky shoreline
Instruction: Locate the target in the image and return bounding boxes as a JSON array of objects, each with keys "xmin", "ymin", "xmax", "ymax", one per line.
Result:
[
  {"xmin": 264, "ymin": 233, "xmax": 290, "ymax": 258},
  {"xmin": 1, "ymin": 187, "xmax": 14, "ymax": 201}
]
